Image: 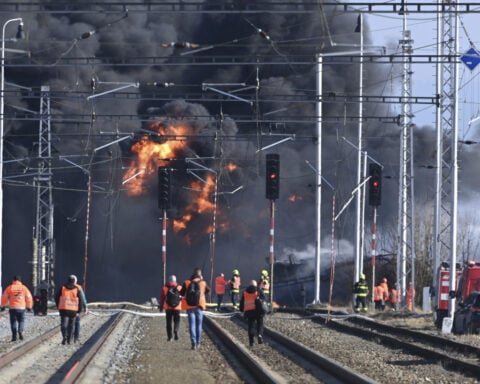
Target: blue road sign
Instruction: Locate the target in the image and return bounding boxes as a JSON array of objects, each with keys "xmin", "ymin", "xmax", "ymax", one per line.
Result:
[{"xmin": 460, "ymin": 47, "xmax": 480, "ymax": 71}]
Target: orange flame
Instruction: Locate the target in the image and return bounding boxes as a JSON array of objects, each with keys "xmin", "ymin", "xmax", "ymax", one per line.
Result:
[
  {"xmin": 122, "ymin": 123, "xmax": 190, "ymax": 196},
  {"xmin": 173, "ymin": 174, "xmax": 216, "ymax": 232},
  {"xmin": 288, "ymin": 194, "xmax": 303, "ymax": 203},
  {"xmin": 225, "ymin": 162, "xmax": 238, "ymax": 172}
]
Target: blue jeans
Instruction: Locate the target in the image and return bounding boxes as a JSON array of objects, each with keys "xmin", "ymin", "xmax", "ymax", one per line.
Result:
[
  {"xmin": 9, "ymin": 309, "xmax": 25, "ymax": 336},
  {"xmin": 74, "ymin": 314, "xmax": 80, "ymax": 339},
  {"xmin": 60, "ymin": 314, "xmax": 76, "ymax": 341},
  {"xmin": 187, "ymin": 307, "xmax": 203, "ymax": 346}
]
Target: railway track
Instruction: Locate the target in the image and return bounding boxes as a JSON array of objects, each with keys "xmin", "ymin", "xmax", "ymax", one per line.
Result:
[
  {"xmin": 1, "ymin": 307, "xmax": 479, "ymax": 383},
  {"xmin": 317, "ymin": 313, "xmax": 480, "ymax": 379},
  {"xmin": 0, "ymin": 310, "xmax": 125, "ymax": 384},
  {"xmin": 204, "ymin": 313, "xmax": 378, "ymax": 384}
]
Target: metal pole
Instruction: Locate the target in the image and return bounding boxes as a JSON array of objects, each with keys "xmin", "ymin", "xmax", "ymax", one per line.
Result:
[
  {"xmin": 83, "ymin": 173, "xmax": 92, "ymax": 293},
  {"xmin": 371, "ymin": 206, "xmax": 377, "ymax": 306},
  {"xmin": 162, "ymin": 209, "xmax": 167, "ymax": 286},
  {"xmin": 314, "ymin": 53, "xmax": 322, "ymax": 304},
  {"xmin": 0, "ymin": 17, "xmax": 23, "ymax": 296},
  {"xmin": 354, "ymin": 13, "xmax": 364, "ymax": 285},
  {"xmin": 209, "ymin": 173, "xmax": 218, "ymax": 303},
  {"xmin": 269, "ymin": 200, "xmax": 275, "ymax": 305},
  {"xmin": 448, "ymin": 5, "xmax": 460, "ymax": 323}
]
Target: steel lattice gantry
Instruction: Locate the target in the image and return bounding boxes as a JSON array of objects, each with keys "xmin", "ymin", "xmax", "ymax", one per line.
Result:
[
  {"xmin": 33, "ymin": 85, "xmax": 55, "ymax": 298},
  {"xmin": 433, "ymin": 1, "xmax": 460, "ymax": 326},
  {"xmin": 396, "ymin": 11, "xmax": 416, "ymax": 309}
]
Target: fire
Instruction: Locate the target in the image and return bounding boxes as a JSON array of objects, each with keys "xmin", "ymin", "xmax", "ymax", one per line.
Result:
[
  {"xmin": 173, "ymin": 174, "xmax": 216, "ymax": 232},
  {"xmin": 288, "ymin": 194, "xmax": 303, "ymax": 202},
  {"xmin": 123, "ymin": 121, "xmax": 233, "ymax": 243},
  {"xmin": 122, "ymin": 123, "xmax": 190, "ymax": 196},
  {"xmin": 225, "ymin": 162, "xmax": 238, "ymax": 172}
]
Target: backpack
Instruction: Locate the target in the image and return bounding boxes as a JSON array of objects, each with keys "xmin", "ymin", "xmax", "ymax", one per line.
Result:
[
  {"xmin": 166, "ymin": 286, "xmax": 181, "ymax": 308},
  {"xmin": 186, "ymin": 280, "xmax": 201, "ymax": 306}
]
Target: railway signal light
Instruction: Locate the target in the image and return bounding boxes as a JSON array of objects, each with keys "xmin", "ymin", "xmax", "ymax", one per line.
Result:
[
  {"xmin": 368, "ymin": 163, "xmax": 382, "ymax": 207},
  {"xmin": 266, "ymin": 154, "xmax": 280, "ymax": 200},
  {"xmin": 158, "ymin": 167, "xmax": 171, "ymax": 210}
]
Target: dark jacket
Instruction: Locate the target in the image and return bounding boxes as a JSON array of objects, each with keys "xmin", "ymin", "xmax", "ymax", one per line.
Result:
[{"xmin": 239, "ymin": 284, "xmax": 264, "ymax": 313}]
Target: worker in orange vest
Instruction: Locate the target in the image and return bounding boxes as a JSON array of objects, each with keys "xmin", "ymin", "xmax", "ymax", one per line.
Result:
[
  {"xmin": 180, "ymin": 268, "xmax": 210, "ymax": 350},
  {"xmin": 55, "ymin": 275, "xmax": 85, "ymax": 345},
  {"xmin": 1, "ymin": 275, "xmax": 33, "ymax": 342},
  {"xmin": 406, "ymin": 282, "xmax": 416, "ymax": 311},
  {"xmin": 214, "ymin": 272, "xmax": 228, "ymax": 312},
  {"xmin": 373, "ymin": 284, "xmax": 384, "ymax": 311},
  {"xmin": 380, "ymin": 277, "xmax": 389, "ymax": 310},
  {"xmin": 390, "ymin": 283, "xmax": 401, "ymax": 311},
  {"xmin": 240, "ymin": 279, "xmax": 265, "ymax": 347}
]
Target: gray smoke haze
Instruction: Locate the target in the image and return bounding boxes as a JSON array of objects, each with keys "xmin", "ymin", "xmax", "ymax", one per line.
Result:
[{"xmin": 2, "ymin": 2, "xmax": 477, "ymax": 304}]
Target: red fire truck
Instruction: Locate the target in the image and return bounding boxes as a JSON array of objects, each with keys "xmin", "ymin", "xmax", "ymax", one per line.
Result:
[
  {"xmin": 434, "ymin": 261, "xmax": 480, "ymax": 333},
  {"xmin": 433, "ymin": 262, "xmax": 461, "ymax": 328}
]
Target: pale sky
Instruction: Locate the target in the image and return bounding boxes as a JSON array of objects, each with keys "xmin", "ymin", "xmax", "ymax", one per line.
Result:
[{"xmin": 366, "ymin": 8, "xmax": 480, "ymax": 139}]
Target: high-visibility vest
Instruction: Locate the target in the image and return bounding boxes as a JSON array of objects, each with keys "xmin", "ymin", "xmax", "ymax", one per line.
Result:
[
  {"xmin": 373, "ymin": 286, "xmax": 384, "ymax": 301},
  {"xmin": 1, "ymin": 281, "xmax": 33, "ymax": 310},
  {"xmin": 406, "ymin": 287, "xmax": 415, "ymax": 302},
  {"xmin": 231, "ymin": 276, "xmax": 241, "ymax": 292},
  {"xmin": 215, "ymin": 275, "xmax": 227, "ymax": 295},
  {"xmin": 380, "ymin": 283, "xmax": 389, "ymax": 300},
  {"xmin": 182, "ymin": 279, "xmax": 208, "ymax": 310},
  {"xmin": 58, "ymin": 286, "xmax": 80, "ymax": 311},
  {"xmin": 162, "ymin": 284, "xmax": 182, "ymax": 311},
  {"xmin": 259, "ymin": 277, "xmax": 270, "ymax": 294},
  {"xmin": 243, "ymin": 291, "xmax": 258, "ymax": 312}
]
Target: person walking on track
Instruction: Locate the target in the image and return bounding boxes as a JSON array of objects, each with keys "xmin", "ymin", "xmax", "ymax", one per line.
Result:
[
  {"xmin": 159, "ymin": 275, "xmax": 182, "ymax": 341},
  {"xmin": 1, "ymin": 275, "xmax": 33, "ymax": 342},
  {"xmin": 181, "ymin": 267, "xmax": 210, "ymax": 350}
]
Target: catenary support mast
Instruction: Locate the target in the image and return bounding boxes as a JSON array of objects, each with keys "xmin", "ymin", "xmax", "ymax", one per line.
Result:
[
  {"xmin": 33, "ymin": 85, "xmax": 55, "ymax": 298},
  {"xmin": 433, "ymin": 1, "xmax": 460, "ymax": 331},
  {"xmin": 396, "ymin": 5, "xmax": 415, "ymax": 309}
]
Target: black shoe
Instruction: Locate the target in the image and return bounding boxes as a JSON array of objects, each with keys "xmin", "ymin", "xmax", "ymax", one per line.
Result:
[
  {"xmin": 18, "ymin": 332, "xmax": 23, "ymax": 340},
  {"xmin": 191, "ymin": 343, "xmax": 197, "ymax": 350},
  {"xmin": 258, "ymin": 336, "xmax": 264, "ymax": 344},
  {"xmin": 174, "ymin": 332, "xmax": 178, "ymax": 340},
  {"xmin": 167, "ymin": 337, "xmax": 172, "ymax": 341},
  {"xmin": 11, "ymin": 336, "xmax": 16, "ymax": 342},
  {"xmin": 62, "ymin": 338, "xmax": 67, "ymax": 345},
  {"xmin": 67, "ymin": 338, "xmax": 71, "ymax": 345},
  {"xmin": 74, "ymin": 337, "xmax": 78, "ymax": 343}
]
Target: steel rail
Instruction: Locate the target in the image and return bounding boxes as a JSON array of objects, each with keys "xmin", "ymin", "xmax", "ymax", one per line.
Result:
[
  {"xmin": 61, "ymin": 312, "xmax": 123, "ymax": 384},
  {"xmin": 0, "ymin": 323, "xmax": 60, "ymax": 369},
  {"xmin": 204, "ymin": 315, "xmax": 286, "ymax": 384},
  {"xmin": 347, "ymin": 315, "xmax": 480, "ymax": 358},
  {"xmin": 313, "ymin": 315, "xmax": 480, "ymax": 380},
  {"xmin": 228, "ymin": 314, "xmax": 379, "ymax": 384}
]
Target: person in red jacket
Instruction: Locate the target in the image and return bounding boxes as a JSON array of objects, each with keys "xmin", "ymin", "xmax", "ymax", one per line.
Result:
[
  {"xmin": 159, "ymin": 275, "xmax": 182, "ymax": 341},
  {"xmin": 240, "ymin": 279, "xmax": 265, "ymax": 347},
  {"xmin": 1, "ymin": 275, "xmax": 33, "ymax": 342},
  {"xmin": 181, "ymin": 268, "xmax": 210, "ymax": 350},
  {"xmin": 55, "ymin": 275, "xmax": 85, "ymax": 345},
  {"xmin": 214, "ymin": 272, "xmax": 228, "ymax": 312}
]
